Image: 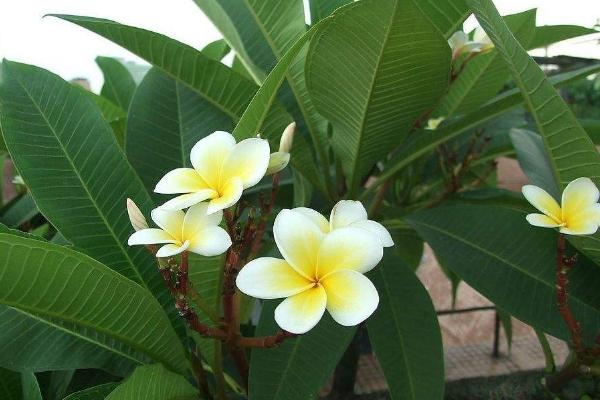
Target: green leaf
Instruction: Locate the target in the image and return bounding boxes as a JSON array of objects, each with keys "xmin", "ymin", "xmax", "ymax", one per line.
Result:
[
  {"xmin": 306, "ymin": 0, "xmax": 451, "ymax": 195},
  {"xmin": 0, "ymin": 60, "xmax": 177, "ymax": 328},
  {"xmin": 309, "ymin": 0, "xmax": 351, "ymax": 23},
  {"xmin": 72, "ymin": 85, "xmax": 126, "ymax": 124},
  {"xmin": 201, "ymin": 39, "xmax": 231, "ymax": 61},
  {"xmin": 367, "ymin": 252, "xmax": 444, "ymax": 400},
  {"xmin": 413, "ymin": 0, "xmax": 469, "ymax": 38},
  {"xmin": 63, "ymin": 383, "xmax": 119, "ymax": 400},
  {"xmin": 0, "ymin": 233, "xmax": 188, "ymax": 373},
  {"xmin": 497, "ymin": 309, "xmax": 513, "ymax": 352},
  {"xmin": 467, "ymin": 0, "xmax": 600, "ymax": 189},
  {"xmin": 530, "ymin": 25, "xmax": 598, "ymax": 49},
  {"xmin": 363, "ymin": 63, "xmax": 600, "ymax": 195},
  {"xmin": 96, "ymin": 56, "xmax": 137, "ymax": 110},
  {"xmin": 382, "ymin": 219, "xmax": 424, "ymax": 270},
  {"xmin": 407, "ymin": 204, "xmax": 600, "ymax": 344},
  {"xmin": 0, "ymin": 369, "xmax": 41, "ymax": 400},
  {"xmin": 46, "ymin": 370, "xmax": 74, "ymax": 400},
  {"xmin": 20, "ymin": 373, "xmax": 42, "ymax": 400},
  {"xmin": 438, "ymin": 10, "xmax": 537, "ymax": 119},
  {"xmin": 509, "ymin": 128, "xmax": 559, "ymax": 199},
  {"xmin": 0, "ymin": 193, "xmax": 38, "ymax": 228},
  {"xmin": 249, "ymin": 301, "xmax": 355, "ymax": 400},
  {"xmin": 105, "ymin": 365, "xmax": 196, "ymax": 400}
]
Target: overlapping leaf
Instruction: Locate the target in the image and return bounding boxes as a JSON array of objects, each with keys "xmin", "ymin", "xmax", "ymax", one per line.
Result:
[
  {"xmin": 105, "ymin": 365, "xmax": 196, "ymax": 400},
  {"xmin": 306, "ymin": 0, "xmax": 451, "ymax": 195},
  {"xmin": 413, "ymin": 0, "xmax": 469, "ymax": 38},
  {"xmin": 96, "ymin": 56, "xmax": 137, "ymax": 111}
]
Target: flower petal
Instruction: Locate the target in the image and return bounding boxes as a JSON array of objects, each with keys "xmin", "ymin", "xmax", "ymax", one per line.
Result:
[
  {"xmin": 274, "ymin": 285, "xmax": 327, "ymax": 334},
  {"xmin": 190, "ymin": 131, "xmax": 236, "ymax": 187},
  {"xmin": 561, "ymin": 204, "xmax": 600, "ymax": 236},
  {"xmin": 151, "ymin": 208, "xmax": 185, "ymax": 239},
  {"xmin": 236, "ymin": 257, "xmax": 313, "ymax": 299},
  {"xmin": 154, "ymin": 168, "xmax": 209, "ymax": 194},
  {"xmin": 320, "ymin": 270, "xmax": 379, "ymax": 326},
  {"xmin": 293, "ymin": 207, "xmax": 329, "ymax": 233},
  {"xmin": 525, "ymin": 213, "xmax": 562, "ymax": 228},
  {"xmin": 207, "ymin": 177, "xmax": 243, "ymax": 214},
  {"xmin": 222, "ymin": 138, "xmax": 270, "ymax": 189},
  {"xmin": 187, "ymin": 226, "xmax": 232, "ymax": 256},
  {"xmin": 317, "ymin": 227, "xmax": 383, "ymax": 278},
  {"xmin": 183, "ymin": 203, "xmax": 223, "ymax": 240},
  {"xmin": 352, "ymin": 220, "xmax": 394, "ymax": 247},
  {"xmin": 273, "ymin": 209, "xmax": 324, "ymax": 280},
  {"xmin": 329, "ymin": 200, "xmax": 368, "ymax": 230},
  {"xmin": 156, "ymin": 240, "xmax": 190, "ymax": 258},
  {"xmin": 562, "ymin": 177, "xmax": 600, "ymax": 219},
  {"xmin": 128, "ymin": 229, "xmax": 176, "ymax": 245},
  {"xmin": 158, "ymin": 190, "xmax": 216, "ymax": 211},
  {"xmin": 521, "ymin": 185, "xmax": 562, "ymax": 222}
]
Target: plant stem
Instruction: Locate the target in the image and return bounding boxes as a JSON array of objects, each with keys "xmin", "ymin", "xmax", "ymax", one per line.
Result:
[
  {"xmin": 367, "ymin": 178, "xmax": 392, "ymax": 218},
  {"xmin": 556, "ymin": 234, "xmax": 584, "ymax": 357},
  {"xmin": 213, "ymin": 341, "xmax": 228, "ymax": 400},
  {"xmin": 192, "ymin": 345, "xmax": 211, "ymax": 399},
  {"xmin": 237, "ymin": 330, "xmax": 296, "ymax": 348}
]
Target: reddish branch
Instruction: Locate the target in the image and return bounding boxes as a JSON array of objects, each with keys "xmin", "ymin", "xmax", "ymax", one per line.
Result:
[{"xmin": 237, "ymin": 330, "xmax": 297, "ymax": 348}]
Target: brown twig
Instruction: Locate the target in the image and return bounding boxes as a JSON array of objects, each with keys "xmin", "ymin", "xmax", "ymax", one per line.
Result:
[{"xmin": 237, "ymin": 330, "xmax": 297, "ymax": 348}]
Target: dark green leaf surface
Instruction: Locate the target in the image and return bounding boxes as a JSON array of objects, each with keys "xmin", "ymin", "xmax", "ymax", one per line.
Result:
[
  {"xmin": 0, "ymin": 61, "xmax": 177, "ymax": 328},
  {"xmin": 0, "ymin": 193, "xmax": 38, "ymax": 228},
  {"xmin": 408, "ymin": 205, "xmax": 600, "ymax": 344},
  {"xmin": 63, "ymin": 383, "xmax": 119, "ymax": 400},
  {"xmin": 0, "ymin": 368, "xmax": 23, "ymax": 400},
  {"xmin": 105, "ymin": 365, "xmax": 196, "ymax": 400},
  {"xmin": 0, "ymin": 233, "xmax": 188, "ymax": 373},
  {"xmin": 96, "ymin": 56, "xmax": 137, "ymax": 111},
  {"xmin": 367, "ymin": 252, "xmax": 444, "ymax": 400},
  {"xmin": 249, "ymin": 301, "xmax": 355, "ymax": 400},
  {"xmin": 307, "ymin": 0, "xmax": 451, "ymax": 194}
]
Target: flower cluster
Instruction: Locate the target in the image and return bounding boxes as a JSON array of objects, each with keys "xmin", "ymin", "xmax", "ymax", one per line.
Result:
[
  {"xmin": 523, "ymin": 177, "xmax": 600, "ymax": 236},
  {"xmin": 236, "ymin": 200, "xmax": 393, "ymax": 334}
]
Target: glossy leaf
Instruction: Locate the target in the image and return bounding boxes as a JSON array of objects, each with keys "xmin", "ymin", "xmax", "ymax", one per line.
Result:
[
  {"xmin": 367, "ymin": 252, "xmax": 444, "ymax": 400},
  {"xmin": 408, "ymin": 204, "xmax": 600, "ymax": 344},
  {"xmin": 105, "ymin": 364, "xmax": 196, "ymax": 400},
  {"xmin": 0, "ymin": 233, "xmax": 188, "ymax": 373},
  {"xmin": 96, "ymin": 56, "xmax": 137, "ymax": 111},
  {"xmin": 530, "ymin": 25, "xmax": 598, "ymax": 49},
  {"xmin": 63, "ymin": 383, "xmax": 119, "ymax": 400},
  {"xmin": 382, "ymin": 219, "xmax": 424, "ymax": 270},
  {"xmin": 306, "ymin": 0, "xmax": 451, "ymax": 195},
  {"xmin": 0, "ymin": 60, "xmax": 178, "ymax": 328},
  {"xmin": 249, "ymin": 301, "xmax": 355, "ymax": 400}
]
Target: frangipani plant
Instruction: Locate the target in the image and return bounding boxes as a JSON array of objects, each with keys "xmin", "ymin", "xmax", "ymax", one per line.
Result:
[{"xmin": 1, "ymin": 0, "xmax": 600, "ymax": 398}]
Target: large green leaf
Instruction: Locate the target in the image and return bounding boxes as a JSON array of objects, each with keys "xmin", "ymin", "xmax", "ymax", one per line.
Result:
[
  {"xmin": 530, "ymin": 25, "xmax": 598, "ymax": 49},
  {"xmin": 413, "ymin": 0, "xmax": 469, "ymax": 38},
  {"xmin": 200, "ymin": 39, "xmax": 231, "ymax": 61},
  {"xmin": 249, "ymin": 301, "xmax": 355, "ymax": 400},
  {"xmin": 309, "ymin": 0, "xmax": 351, "ymax": 23},
  {"xmin": 0, "ymin": 193, "xmax": 38, "ymax": 228},
  {"xmin": 0, "ymin": 369, "xmax": 41, "ymax": 400},
  {"xmin": 363, "ymin": 63, "xmax": 600, "ymax": 196},
  {"xmin": 0, "ymin": 234, "xmax": 188, "ymax": 373},
  {"xmin": 306, "ymin": 0, "xmax": 451, "ymax": 195},
  {"xmin": 467, "ymin": 0, "xmax": 600, "ymax": 266},
  {"xmin": 63, "ymin": 383, "xmax": 119, "ymax": 400},
  {"xmin": 0, "ymin": 61, "xmax": 179, "ymax": 329},
  {"xmin": 407, "ymin": 204, "xmax": 600, "ymax": 344},
  {"xmin": 437, "ymin": 10, "xmax": 536, "ymax": 118},
  {"xmin": 105, "ymin": 365, "xmax": 196, "ymax": 400},
  {"xmin": 367, "ymin": 252, "xmax": 444, "ymax": 400},
  {"xmin": 96, "ymin": 56, "xmax": 137, "ymax": 111}
]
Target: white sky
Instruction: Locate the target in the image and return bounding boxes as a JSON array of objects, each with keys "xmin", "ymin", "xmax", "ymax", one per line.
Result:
[{"xmin": 1, "ymin": 0, "xmax": 599, "ymax": 92}]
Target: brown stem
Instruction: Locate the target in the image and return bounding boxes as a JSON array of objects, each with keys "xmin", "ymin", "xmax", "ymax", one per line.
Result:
[
  {"xmin": 545, "ymin": 362, "xmax": 582, "ymax": 393},
  {"xmin": 229, "ymin": 347, "xmax": 249, "ymax": 389},
  {"xmin": 191, "ymin": 345, "xmax": 211, "ymax": 398},
  {"xmin": 237, "ymin": 330, "xmax": 297, "ymax": 348},
  {"xmin": 556, "ymin": 234, "xmax": 585, "ymax": 357},
  {"xmin": 367, "ymin": 178, "xmax": 392, "ymax": 218}
]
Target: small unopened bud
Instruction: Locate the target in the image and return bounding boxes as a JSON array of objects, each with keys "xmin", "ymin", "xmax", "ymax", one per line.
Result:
[
  {"xmin": 126, "ymin": 198, "xmax": 149, "ymax": 231},
  {"xmin": 426, "ymin": 117, "xmax": 445, "ymax": 130},
  {"xmin": 266, "ymin": 152, "xmax": 290, "ymax": 175},
  {"xmin": 12, "ymin": 175, "xmax": 25, "ymax": 186},
  {"xmin": 279, "ymin": 122, "xmax": 295, "ymax": 153}
]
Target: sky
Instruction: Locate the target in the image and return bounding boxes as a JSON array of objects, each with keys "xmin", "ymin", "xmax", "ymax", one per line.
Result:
[{"xmin": 1, "ymin": 0, "xmax": 599, "ymax": 92}]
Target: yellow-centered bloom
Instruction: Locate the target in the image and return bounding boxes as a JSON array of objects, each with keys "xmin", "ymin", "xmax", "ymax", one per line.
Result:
[
  {"xmin": 522, "ymin": 177, "xmax": 600, "ymax": 235},
  {"xmin": 128, "ymin": 203, "xmax": 231, "ymax": 257},
  {"xmin": 236, "ymin": 208, "xmax": 385, "ymax": 334},
  {"xmin": 155, "ymin": 131, "xmax": 270, "ymax": 214},
  {"xmin": 448, "ymin": 29, "xmax": 494, "ymax": 59},
  {"xmin": 291, "ymin": 200, "xmax": 394, "ymax": 247}
]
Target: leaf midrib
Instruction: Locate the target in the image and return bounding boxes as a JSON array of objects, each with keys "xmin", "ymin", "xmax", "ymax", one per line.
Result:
[{"xmin": 11, "ymin": 69, "xmax": 147, "ymax": 288}]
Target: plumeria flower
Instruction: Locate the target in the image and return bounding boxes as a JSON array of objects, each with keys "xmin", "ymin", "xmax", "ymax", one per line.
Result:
[
  {"xmin": 448, "ymin": 29, "xmax": 494, "ymax": 59},
  {"xmin": 266, "ymin": 122, "xmax": 295, "ymax": 175},
  {"xmin": 128, "ymin": 203, "xmax": 232, "ymax": 257},
  {"xmin": 292, "ymin": 200, "xmax": 394, "ymax": 247},
  {"xmin": 155, "ymin": 131, "xmax": 270, "ymax": 213},
  {"xmin": 473, "ymin": 27, "xmax": 494, "ymax": 53},
  {"xmin": 426, "ymin": 117, "xmax": 445, "ymax": 131},
  {"xmin": 522, "ymin": 177, "xmax": 600, "ymax": 235},
  {"xmin": 236, "ymin": 209, "xmax": 384, "ymax": 334}
]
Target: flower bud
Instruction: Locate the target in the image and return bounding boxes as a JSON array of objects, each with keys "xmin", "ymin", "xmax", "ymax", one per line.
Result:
[
  {"xmin": 266, "ymin": 152, "xmax": 290, "ymax": 175},
  {"xmin": 426, "ymin": 117, "xmax": 445, "ymax": 130},
  {"xmin": 126, "ymin": 198, "xmax": 149, "ymax": 231},
  {"xmin": 279, "ymin": 122, "xmax": 295, "ymax": 154}
]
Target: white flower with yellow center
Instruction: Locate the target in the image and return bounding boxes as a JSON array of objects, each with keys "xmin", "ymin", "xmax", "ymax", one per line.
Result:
[
  {"xmin": 236, "ymin": 208, "xmax": 384, "ymax": 334},
  {"xmin": 522, "ymin": 177, "xmax": 600, "ymax": 235},
  {"xmin": 128, "ymin": 203, "xmax": 231, "ymax": 257},
  {"xmin": 291, "ymin": 200, "xmax": 394, "ymax": 247},
  {"xmin": 448, "ymin": 29, "xmax": 494, "ymax": 59},
  {"xmin": 155, "ymin": 131, "xmax": 270, "ymax": 213}
]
